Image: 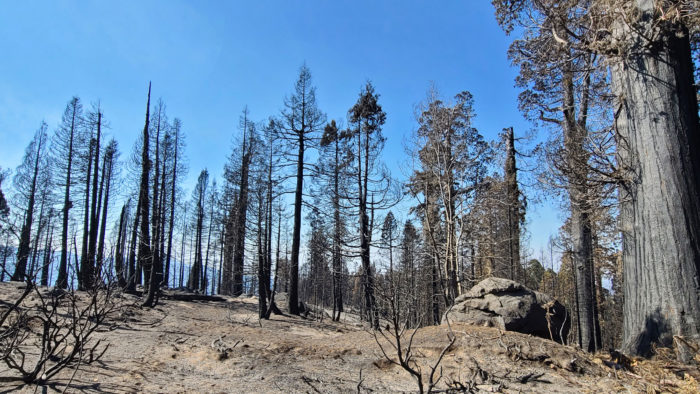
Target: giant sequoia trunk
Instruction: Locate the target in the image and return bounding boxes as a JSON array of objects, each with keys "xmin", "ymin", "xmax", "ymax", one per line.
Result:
[{"xmin": 611, "ymin": 4, "xmax": 700, "ymax": 356}]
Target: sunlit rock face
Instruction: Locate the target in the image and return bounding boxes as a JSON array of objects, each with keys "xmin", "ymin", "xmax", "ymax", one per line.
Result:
[{"xmin": 442, "ymin": 277, "xmax": 570, "ymax": 343}]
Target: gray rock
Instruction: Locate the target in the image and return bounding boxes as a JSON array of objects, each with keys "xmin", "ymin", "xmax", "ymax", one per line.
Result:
[{"xmin": 442, "ymin": 277, "xmax": 570, "ymax": 343}]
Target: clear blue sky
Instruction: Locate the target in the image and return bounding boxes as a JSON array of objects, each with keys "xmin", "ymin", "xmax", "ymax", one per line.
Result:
[{"xmin": 0, "ymin": 0, "xmax": 562, "ymax": 261}]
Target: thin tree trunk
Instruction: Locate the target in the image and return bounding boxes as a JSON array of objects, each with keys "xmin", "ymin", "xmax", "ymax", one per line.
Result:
[
  {"xmin": 13, "ymin": 132, "xmax": 44, "ymax": 282},
  {"xmin": 332, "ymin": 135, "xmax": 343, "ymax": 321},
  {"xmin": 40, "ymin": 216, "xmax": 53, "ymax": 286},
  {"xmin": 86, "ymin": 111, "xmax": 102, "ymax": 289},
  {"xmin": 29, "ymin": 191, "xmax": 46, "ymax": 278},
  {"xmin": 288, "ymin": 129, "xmax": 304, "ymax": 316},
  {"xmin": 557, "ymin": 36, "xmax": 599, "ymax": 352},
  {"xmin": 257, "ymin": 197, "xmax": 267, "ymax": 318},
  {"xmin": 233, "ymin": 122, "xmax": 251, "ymax": 297},
  {"xmin": 139, "ymin": 83, "xmax": 155, "ymax": 306},
  {"xmin": 79, "ymin": 138, "xmax": 93, "ymax": 289},
  {"xmin": 203, "ymin": 195, "xmax": 215, "ymax": 292},
  {"xmin": 358, "ymin": 123, "xmax": 378, "ymax": 329},
  {"xmin": 504, "ymin": 127, "xmax": 521, "ymax": 283},
  {"xmin": 115, "ymin": 203, "xmax": 128, "ymax": 288},
  {"xmin": 179, "ymin": 215, "xmax": 187, "ymax": 289},
  {"xmin": 97, "ymin": 152, "xmax": 114, "ymax": 278},
  {"xmin": 149, "ymin": 105, "xmax": 162, "ymax": 296},
  {"xmin": 165, "ymin": 125, "xmax": 179, "ymax": 288},
  {"xmin": 126, "ymin": 197, "xmax": 140, "ymax": 291},
  {"xmin": 57, "ymin": 104, "xmax": 77, "ymax": 289}
]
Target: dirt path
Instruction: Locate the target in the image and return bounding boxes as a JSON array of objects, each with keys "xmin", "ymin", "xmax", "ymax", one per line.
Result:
[{"xmin": 1, "ymin": 284, "xmax": 697, "ymax": 393}]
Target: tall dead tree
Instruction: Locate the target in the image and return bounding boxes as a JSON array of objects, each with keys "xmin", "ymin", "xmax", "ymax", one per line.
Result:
[
  {"xmin": 278, "ymin": 65, "xmax": 325, "ymax": 314},
  {"xmin": 115, "ymin": 202, "xmax": 129, "ymax": 288},
  {"xmin": 348, "ymin": 82, "xmax": 393, "ymax": 329},
  {"xmin": 503, "ymin": 127, "xmax": 523, "ymax": 282},
  {"xmin": 12, "ymin": 124, "xmax": 48, "ymax": 281},
  {"xmin": 220, "ymin": 108, "xmax": 254, "ymax": 296},
  {"xmin": 95, "ymin": 139, "xmax": 117, "ymax": 279},
  {"xmin": 84, "ymin": 107, "xmax": 103, "ymax": 289},
  {"xmin": 320, "ymin": 120, "xmax": 349, "ymax": 321},
  {"xmin": 188, "ymin": 169, "xmax": 208, "ymax": 292},
  {"xmin": 202, "ymin": 180, "xmax": 218, "ymax": 293},
  {"xmin": 233, "ymin": 112, "xmax": 253, "ymax": 296},
  {"xmin": 39, "ymin": 212, "xmax": 54, "ymax": 286},
  {"xmin": 164, "ymin": 118, "xmax": 185, "ymax": 288},
  {"xmin": 149, "ymin": 100, "xmax": 166, "ymax": 294},
  {"xmin": 54, "ymin": 97, "xmax": 82, "ymax": 289},
  {"xmin": 138, "ymin": 83, "xmax": 154, "ymax": 305},
  {"xmin": 79, "ymin": 135, "xmax": 94, "ymax": 289}
]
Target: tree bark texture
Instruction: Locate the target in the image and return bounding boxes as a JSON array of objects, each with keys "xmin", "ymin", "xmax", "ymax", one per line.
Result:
[{"xmin": 611, "ymin": 2, "xmax": 700, "ymax": 355}]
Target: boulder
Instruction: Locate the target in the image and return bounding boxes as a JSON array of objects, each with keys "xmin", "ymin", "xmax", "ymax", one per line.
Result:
[{"xmin": 442, "ymin": 277, "xmax": 570, "ymax": 343}]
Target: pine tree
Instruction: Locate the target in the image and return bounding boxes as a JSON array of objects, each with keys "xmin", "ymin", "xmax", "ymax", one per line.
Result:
[
  {"xmin": 12, "ymin": 124, "xmax": 48, "ymax": 281},
  {"xmin": 277, "ymin": 65, "xmax": 326, "ymax": 314}
]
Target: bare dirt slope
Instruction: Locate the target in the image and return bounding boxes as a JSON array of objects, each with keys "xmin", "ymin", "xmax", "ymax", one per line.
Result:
[{"xmin": 1, "ymin": 283, "xmax": 698, "ymax": 393}]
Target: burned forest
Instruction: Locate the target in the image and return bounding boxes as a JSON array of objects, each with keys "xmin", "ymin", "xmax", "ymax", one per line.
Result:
[{"xmin": 1, "ymin": 1, "xmax": 699, "ymax": 392}]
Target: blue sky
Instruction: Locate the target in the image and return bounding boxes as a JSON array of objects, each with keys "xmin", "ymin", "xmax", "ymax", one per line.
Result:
[{"xmin": 0, "ymin": 0, "xmax": 562, "ymax": 262}]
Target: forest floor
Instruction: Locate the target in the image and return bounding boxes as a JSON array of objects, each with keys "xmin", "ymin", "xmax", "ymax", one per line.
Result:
[{"xmin": 1, "ymin": 282, "xmax": 699, "ymax": 393}]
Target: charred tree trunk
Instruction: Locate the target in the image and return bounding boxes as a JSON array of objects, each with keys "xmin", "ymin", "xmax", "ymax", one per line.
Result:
[
  {"xmin": 257, "ymin": 197, "xmax": 268, "ymax": 318},
  {"xmin": 79, "ymin": 138, "xmax": 94, "ymax": 289},
  {"xmin": 149, "ymin": 105, "xmax": 163, "ymax": 298},
  {"xmin": 40, "ymin": 216, "xmax": 53, "ymax": 286},
  {"xmin": 203, "ymin": 191, "xmax": 215, "ymax": 292},
  {"xmin": 357, "ymin": 123, "xmax": 378, "ymax": 329},
  {"xmin": 95, "ymin": 143, "xmax": 114, "ymax": 281},
  {"xmin": 165, "ymin": 123, "xmax": 180, "ymax": 288},
  {"xmin": 233, "ymin": 156, "xmax": 250, "ymax": 296},
  {"xmin": 138, "ymin": 83, "xmax": 154, "ymax": 305},
  {"xmin": 13, "ymin": 132, "xmax": 44, "ymax": 282},
  {"xmin": 57, "ymin": 101, "xmax": 78, "ymax": 289},
  {"xmin": 188, "ymin": 203, "xmax": 204, "ymax": 291},
  {"xmin": 504, "ymin": 127, "xmax": 522, "ymax": 283},
  {"xmin": 332, "ymin": 133, "xmax": 343, "ymax": 321},
  {"xmin": 611, "ymin": 5, "xmax": 700, "ymax": 356},
  {"xmin": 29, "ymin": 190, "xmax": 47, "ymax": 278},
  {"xmin": 86, "ymin": 111, "xmax": 102, "ymax": 289},
  {"xmin": 221, "ymin": 207, "xmax": 235, "ymax": 294},
  {"xmin": 179, "ymin": 213, "xmax": 187, "ymax": 289},
  {"xmin": 126, "ymin": 197, "xmax": 140, "ymax": 291},
  {"xmin": 158, "ymin": 158, "xmax": 167, "ymax": 288},
  {"xmin": 115, "ymin": 203, "xmax": 128, "ymax": 288},
  {"xmin": 289, "ymin": 133, "xmax": 303, "ymax": 315},
  {"xmin": 553, "ymin": 29, "xmax": 600, "ymax": 352}
]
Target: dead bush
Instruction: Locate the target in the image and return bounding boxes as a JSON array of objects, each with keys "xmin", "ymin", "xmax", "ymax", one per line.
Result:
[{"xmin": 0, "ymin": 279, "xmax": 119, "ymax": 384}]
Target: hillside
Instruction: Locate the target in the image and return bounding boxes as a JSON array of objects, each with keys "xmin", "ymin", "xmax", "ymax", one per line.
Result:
[{"xmin": 0, "ymin": 282, "xmax": 698, "ymax": 393}]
